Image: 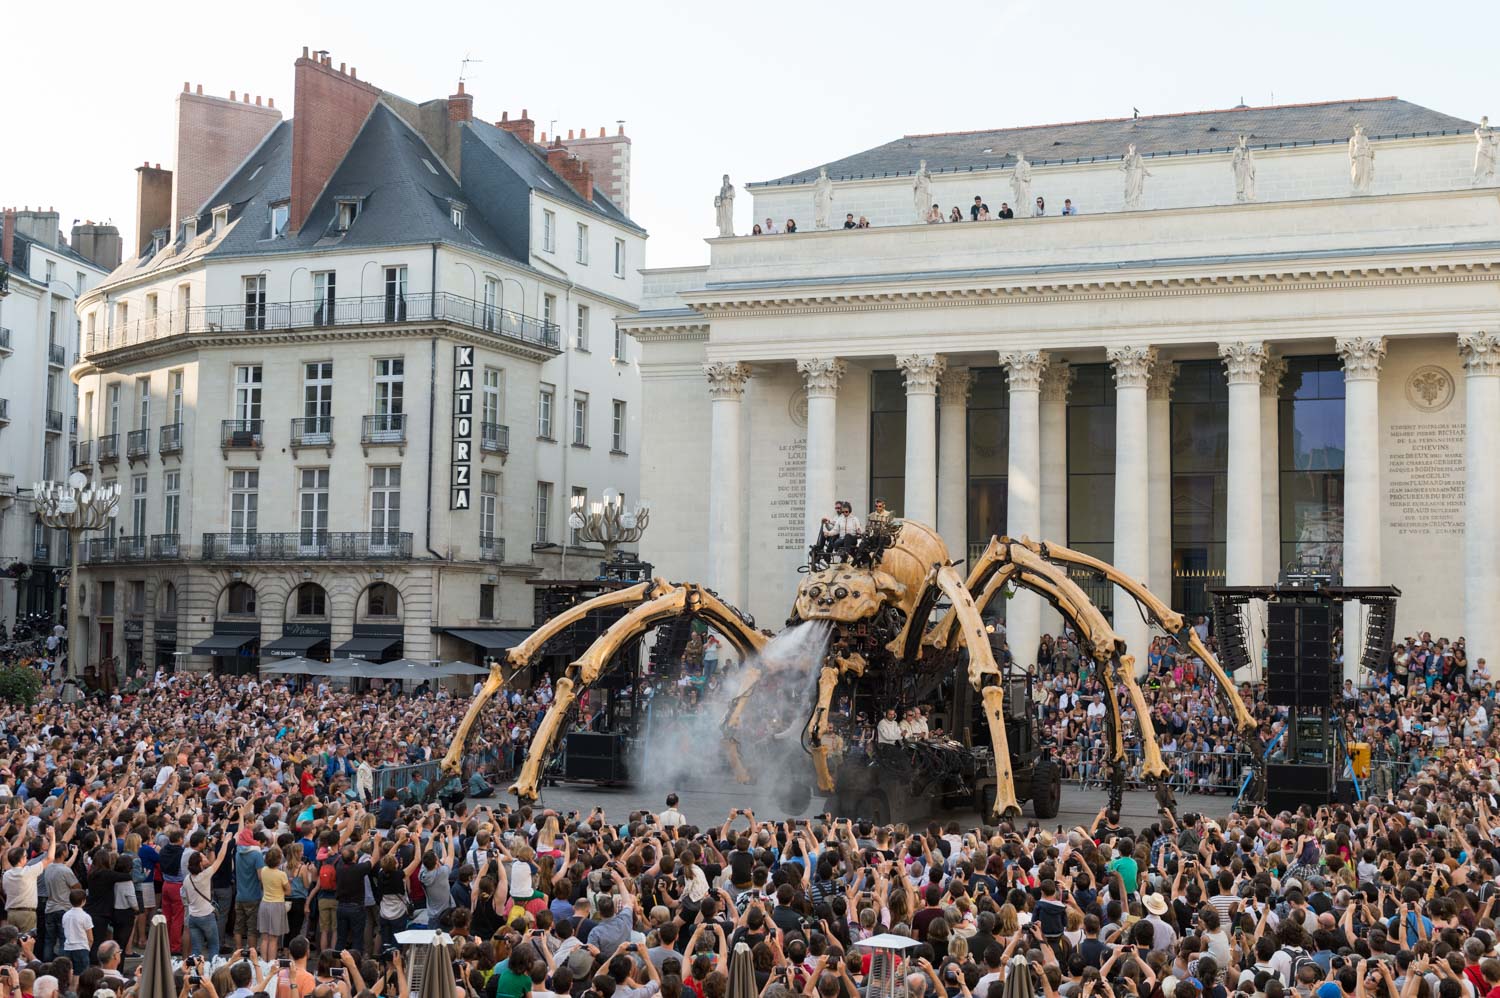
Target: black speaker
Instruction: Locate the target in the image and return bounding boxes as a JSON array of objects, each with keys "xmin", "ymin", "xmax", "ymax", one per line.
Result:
[
  {"xmin": 562, "ymin": 732, "xmax": 628, "ymax": 783},
  {"xmin": 1212, "ymin": 601, "xmax": 1251, "ymax": 673},
  {"xmin": 1360, "ymin": 600, "xmax": 1397, "ymax": 677},
  {"xmin": 1267, "ymin": 602, "xmax": 1336, "ymax": 708},
  {"xmin": 1265, "ymin": 763, "xmax": 1333, "ymax": 812}
]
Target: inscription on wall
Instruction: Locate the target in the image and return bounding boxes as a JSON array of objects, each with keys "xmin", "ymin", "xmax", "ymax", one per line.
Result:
[
  {"xmin": 1386, "ymin": 422, "xmax": 1465, "ymax": 536},
  {"xmin": 773, "ymin": 441, "xmax": 807, "ymax": 552}
]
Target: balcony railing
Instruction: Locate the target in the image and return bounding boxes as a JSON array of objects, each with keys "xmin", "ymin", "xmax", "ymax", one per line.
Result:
[
  {"xmin": 290, "ymin": 416, "xmax": 334, "ymax": 449},
  {"xmin": 72, "ymin": 439, "xmax": 91, "ymax": 467},
  {"xmin": 32, "ymin": 542, "xmax": 49, "ymax": 562},
  {"xmin": 152, "ymin": 533, "xmax": 181, "ymax": 559},
  {"xmin": 0, "ymin": 327, "xmax": 10, "ymax": 353},
  {"xmin": 47, "ymin": 342, "xmax": 65, "ymax": 367},
  {"xmin": 45, "ymin": 410, "xmax": 63, "ymax": 433},
  {"xmin": 200, "ymin": 531, "xmax": 413, "ymax": 561},
  {"xmin": 221, "ymin": 419, "xmax": 264, "ymax": 450},
  {"xmin": 86, "ymin": 292, "xmax": 561, "ymax": 357},
  {"xmin": 362, "ymin": 413, "xmax": 406, "ymax": 445},
  {"xmin": 159, "ymin": 423, "xmax": 182, "ymax": 455},
  {"xmin": 70, "ymin": 416, "xmax": 78, "ymax": 435},
  {"xmin": 97, "ymin": 434, "xmax": 119, "ymax": 463},
  {"xmin": 480, "ymin": 533, "xmax": 505, "ymax": 561},
  {"xmin": 480, "ymin": 422, "xmax": 510, "ymax": 454},
  {"xmin": 126, "ymin": 428, "xmax": 150, "ymax": 461}
]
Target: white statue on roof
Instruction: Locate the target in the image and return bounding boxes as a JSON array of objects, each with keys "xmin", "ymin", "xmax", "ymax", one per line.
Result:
[
  {"xmin": 1121, "ymin": 143, "xmax": 1150, "ymax": 210},
  {"xmin": 1231, "ymin": 135, "xmax": 1257, "ymax": 202},
  {"xmin": 1474, "ymin": 116, "xmax": 1497, "ymax": 186},
  {"xmin": 714, "ymin": 175, "xmax": 735, "ymax": 237},
  {"xmin": 912, "ymin": 160, "xmax": 932, "ymax": 223},
  {"xmin": 1010, "ymin": 154, "xmax": 1032, "ymax": 217},
  {"xmin": 1349, "ymin": 123, "xmax": 1374, "ymax": 194},
  {"xmin": 811, "ymin": 167, "xmax": 834, "ymax": 230}
]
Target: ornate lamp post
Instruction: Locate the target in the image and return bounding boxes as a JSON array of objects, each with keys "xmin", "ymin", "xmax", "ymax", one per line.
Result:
[
  {"xmin": 567, "ymin": 488, "xmax": 650, "ymax": 564},
  {"xmin": 33, "ymin": 472, "xmax": 121, "ymax": 678}
]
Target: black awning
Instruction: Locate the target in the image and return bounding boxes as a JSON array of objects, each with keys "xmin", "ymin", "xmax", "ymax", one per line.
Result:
[
  {"xmin": 262, "ymin": 634, "xmax": 329, "ymax": 658},
  {"xmin": 191, "ymin": 633, "xmax": 258, "ymax": 656},
  {"xmin": 441, "ymin": 628, "xmax": 532, "ymax": 654},
  {"xmin": 333, "ymin": 635, "xmax": 401, "ymax": 661}
]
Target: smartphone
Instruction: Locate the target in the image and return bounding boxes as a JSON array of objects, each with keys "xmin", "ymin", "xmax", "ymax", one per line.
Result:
[
  {"xmin": 190, "ymin": 976, "xmax": 202, "ymax": 986},
  {"xmin": 280, "ymin": 959, "xmax": 291, "ymax": 969},
  {"xmin": 332, "ymin": 968, "xmax": 345, "ymax": 979}
]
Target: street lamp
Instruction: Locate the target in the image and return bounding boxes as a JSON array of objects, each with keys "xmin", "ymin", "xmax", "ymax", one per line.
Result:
[
  {"xmin": 33, "ymin": 472, "xmax": 120, "ymax": 678},
  {"xmin": 567, "ymin": 489, "xmax": 650, "ymax": 564}
]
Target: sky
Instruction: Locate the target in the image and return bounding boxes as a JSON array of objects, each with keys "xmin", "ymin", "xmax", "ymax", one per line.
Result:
[{"xmin": 5, "ymin": 0, "xmax": 1498, "ymax": 270}]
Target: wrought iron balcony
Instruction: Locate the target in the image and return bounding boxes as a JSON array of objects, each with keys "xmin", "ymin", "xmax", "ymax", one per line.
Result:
[
  {"xmin": 97, "ymin": 434, "xmax": 120, "ymax": 463},
  {"xmin": 159, "ymin": 423, "xmax": 182, "ymax": 455},
  {"xmin": 361, "ymin": 413, "xmax": 406, "ymax": 446},
  {"xmin": 480, "ymin": 422, "xmax": 510, "ymax": 454},
  {"xmin": 70, "ymin": 416, "xmax": 78, "ymax": 435},
  {"xmin": 290, "ymin": 416, "xmax": 334, "ymax": 450},
  {"xmin": 200, "ymin": 531, "xmax": 413, "ymax": 561},
  {"xmin": 82, "ymin": 536, "xmax": 155, "ymax": 563},
  {"xmin": 220, "ymin": 419, "xmax": 264, "ymax": 451},
  {"xmin": 126, "ymin": 428, "xmax": 150, "ymax": 461},
  {"xmin": 47, "ymin": 342, "xmax": 65, "ymax": 367},
  {"xmin": 151, "ymin": 533, "xmax": 181, "ymax": 559},
  {"xmin": 72, "ymin": 439, "xmax": 91, "ymax": 467},
  {"xmin": 480, "ymin": 533, "xmax": 505, "ymax": 561},
  {"xmin": 45, "ymin": 410, "xmax": 63, "ymax": 434},
  {"xmin": 0, "ymin": 327, "xmax": 11, "ymax": 353},
  {"xmin": 85, "ymin": 292, "xmax": 562, "ymax": 357}
]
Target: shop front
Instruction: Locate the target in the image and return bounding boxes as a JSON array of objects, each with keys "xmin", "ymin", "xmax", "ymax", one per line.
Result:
[
  {"xmin": 262, "ymin": 621, "xmax": 332, "ymax": 661},
  {"xmin": 154, "ymin": 620, "xmax": 178, "ymax": 671},
  {"xmin": 333, "ymin": 623, "xmax": 403, "ymax": 663},
  {"xmin": 191, "ymin": 620, "xmax": 261, "ymax": 675},
  {"xmin": 123, "ymin": 618, "xmax": 144, "ymax": 678}
]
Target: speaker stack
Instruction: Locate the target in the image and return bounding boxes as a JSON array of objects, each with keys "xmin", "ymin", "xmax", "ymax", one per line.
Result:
[
  {"xmin": 1266, "ymin": 601, "xmax": 1335, "ymax": 708},
  {"xmin": 1211, "ymin": 599, "xmax": 1251, "ymax": 674},
  {"xmin": 1266, "ymin": 762, "xmax": 1334, "ymax": 814}
]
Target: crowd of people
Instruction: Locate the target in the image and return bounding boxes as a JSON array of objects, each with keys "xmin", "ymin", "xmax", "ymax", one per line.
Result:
[{"xmin": 747, "ymin": 192, "xmax": 1083, "ymax": 236}]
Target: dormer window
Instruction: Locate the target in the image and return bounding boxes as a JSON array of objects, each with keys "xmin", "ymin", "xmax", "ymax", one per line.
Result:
[
  {"xmin": 451, "ymin": 205, "xmax": 465, "ymax": 230},
  {"xmin": 270, "ymin": 202, "xmax": 289, "ymax": 238},
  {"xmin": 335, "ymin": 199, "xmax": 361, "ymax": 231},
  {"xmin": 211, "ymin": 205, "xmax": 230, "ymax": 238},
  {"xmin": 150, "ymin": 229, "xmax": 168, "ymax": 254}
]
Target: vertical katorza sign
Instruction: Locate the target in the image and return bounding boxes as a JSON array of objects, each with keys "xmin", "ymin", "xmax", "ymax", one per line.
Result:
[{"xmin": 452, "ymin": 345, "xmax": 474, "ymax": 509}]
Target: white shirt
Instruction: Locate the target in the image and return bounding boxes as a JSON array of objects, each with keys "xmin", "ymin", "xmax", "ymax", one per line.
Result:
[
  {"xmin": 876, "ymin": 719, "xmax": 903, "ymax": 744},
  {"xmin": 832, "ymin": 514, "xmax": 862, "ymax": 538},
  {"xmin": 660, "ymin": 807, "xmax": 687, "ymax": 828},
  {"xmin": 763, "ymin": 223, "xmax": 779, "ymax": 234},
  {"xmin": 61, "ymin": 907, "xmax": 92, "ymax": 950}
]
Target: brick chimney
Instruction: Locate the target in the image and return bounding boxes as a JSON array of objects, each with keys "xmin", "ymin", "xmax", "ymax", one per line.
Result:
[
  {"xmin": 545, "ymin": 141, "xmax": 594, "ymax": 202},
  {"xmin": 289, "ymin": 48, "xmax": 381, "ymax": 234},
  {"xmin": 497, "ymin": 109, "xmax": 535, "ymax": 145},
  {"xmin": 135, "ymin": 162, "xmax": 174, "ymax": 257},
  {"xmin": 556, "ymin": 122, "xmax": 632, "ymax": 212},
  {"xmin": 447, "ymin": 81, "xmax": 473, "ymax": 123},
  {"xmin": 1, "ymin": 207, "xmax": 14, "ymax": 267},
  {"xmin": 173, "ymin": 81, "xmax": 282, "ymax": 232},
  {"xmin": 71, "ymin": 222, "xmax": 123, "ymax": 272}
]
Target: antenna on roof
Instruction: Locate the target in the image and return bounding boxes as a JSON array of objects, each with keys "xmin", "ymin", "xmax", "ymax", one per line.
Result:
[
  {"xmin": 1132, "ymin": 107, "xmax": 1140, "ymax": 119},
  {"xmin": 459, "ymin": 53, "xmax": 483, "ymax": 84}
]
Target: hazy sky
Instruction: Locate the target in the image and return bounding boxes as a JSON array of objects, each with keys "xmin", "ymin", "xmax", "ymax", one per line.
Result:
[{"xmin": 6, "ymin": 0, "xmax": 1497, "ymax": 270}]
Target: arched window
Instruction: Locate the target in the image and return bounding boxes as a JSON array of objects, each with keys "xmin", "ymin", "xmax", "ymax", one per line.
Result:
[
  {"xmin": 226, "ymin": 582, "xmax": 257, "ymax": 616},
  {"xmin": 365, "ymin": 582, "xmax": 399, "ymax": 618},
  {"xmin": 159, "ymin": 582, "xmax": 178, "ymax": 617},
  {"xmin": 295, "ymin": 583, "xmax": 327, "ymax": 618}
]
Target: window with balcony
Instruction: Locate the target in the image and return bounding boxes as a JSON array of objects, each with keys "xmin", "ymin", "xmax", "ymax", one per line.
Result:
[
  {"xmin": 383, "ymin": 266, "xmax": 407, "ymax": 322},
  {"xmin": 106, "ymin": 383, "xmax": 121, "ymax": 437},
  {"xmin": 614, "ymin": 238, "xmax": 626, "ymax": 278},
  {"xmin": 370, "ymin": 467, "xmax": 401, "ymax": 546},
  {"xmin": 243, "ymin": 275, "xmax": 266, "ymax": 330},
  {"xmin": 572, "ymin": 392, "xmax": 589, "ymax": 446},
  {"xmin": 170, "ymin": 371, "xmax": 183, "ymax": 425},
  {"xmin": 368, "ymin": 358, "xmax": 405, "ymax": 442},
  {"xmin": 575, "ymin": 304, "xmax": 589, "ymax": 352},
  {"xmin": 482, "ymin": 278, "xmax": 499, "ymax": 332},
  {"xmin": 313, "ymin": 271, "xmax": 336, "ymax": 326},
  {"xmin": 298, "ymin": 361, "xmax": 333, "ymax": 445},
  {"xmin": 229, "ymin": 469, "xmax": 259, "ymax": 546},
  {"xmin": 612, "ymin": 399, "xmax": 627, "ymax": 453},
  {"xmin": 543, "ymin": 294, "xmax": 556, "ymax": 329},
  {"xmin": 535, "ymin": 481, "xmax": 553, "ymax": 545},
  {"xmin": 480, "ymin": 472, "xmax": 498, "ymax": 555},
  {"xmin": 235, "ymin": 365, "xmax": 262, "ymax": 421},
  {"xmin": 299, "ymin": 468, "xmax": 330, "ymax": 552},
  {"xmin": 538, "ymin": 384, "xmax": 555, "ymax": 440},
  {"xmin": 164, "ymin": 471, "xmax": 180, "ymax": 537},
  {"xmin": 131, "ymin": 475, "xmax": 147, "ymax": 540},
  {"xmin": 543, "ymin": 210, "xmax": 556, "ymax": 252},
  {"xmin": 137, "ymin": 377, "xmax": 151, "ymax": 430},
  {"xmin": 576, "ymin": 223, "xmax": 589, "ymax": 264}
]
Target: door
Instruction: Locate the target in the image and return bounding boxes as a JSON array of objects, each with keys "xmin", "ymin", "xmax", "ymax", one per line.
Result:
[
  {"xmin": 229, "ymin": 469, "xmax": 259, "ymax": 553},
  {"xmin": 384, "ymin": 266, "xmax": 407, "ymax": 322},
  {"xmin": 370, "ymin": 467, "xmax": 401, "ymax": 552},
  {"xmin": 299, "ymin": 469, "xmax": 330, "ymax": 554},
  {"xmin": 303, "ymin": 362, "xmax": 333, "ymax": 441}
]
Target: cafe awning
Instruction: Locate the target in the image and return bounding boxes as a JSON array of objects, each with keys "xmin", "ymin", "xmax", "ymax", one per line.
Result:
[
  {"xmin": 258, "ymin": 656, "xmax": 329, "ymax": 675},
  {"xmin": 191, "ymin": 632, "xmax": 258, "ymax": 656},
  {"xmin": 326, "ymin": 658, "xmax": 431, "ymax": 681},
  {"xmin": 262, "ymin": 634, "xmax": 328, "ymax": 657},
  {"xmin": 333, "ymin": 635, "xmax": 401, "ymax": 661},
  {"xmin": 440, "ymin": 628, "xmax": 532, "ymax": 654},
  {"xmin": 433, "ymin": 661, "xmax": 493, "ymax": 677}
]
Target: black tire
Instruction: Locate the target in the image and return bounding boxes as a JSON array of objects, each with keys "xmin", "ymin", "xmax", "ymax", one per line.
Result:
[
  {"xmin": 976, "ymin": 782, "xmax": 997, "ymax": 823},
  {"xmin": 1031, "ymin": 758, "xmax": 1062, "ymax": 819}
]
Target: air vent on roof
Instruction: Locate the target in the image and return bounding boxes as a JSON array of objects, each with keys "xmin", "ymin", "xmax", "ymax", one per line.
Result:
[{"xmin": 422, "ymin": 158, "xmax": 439, "ymax": 176}]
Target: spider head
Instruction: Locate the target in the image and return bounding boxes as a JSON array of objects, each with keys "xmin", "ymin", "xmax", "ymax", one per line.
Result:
[{"xmin": 794, "ymin": 567, "xmax": 902, "ymax": 623}]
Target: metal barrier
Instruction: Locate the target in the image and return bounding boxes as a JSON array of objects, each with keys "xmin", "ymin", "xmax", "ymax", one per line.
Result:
[
  {"xmin": 1062, "ymin": 748, "xmax": 1254, "ymax": 794},
  {"xmin": 368, "ymin": 752, "xmax": 494, "ymax": 802}
]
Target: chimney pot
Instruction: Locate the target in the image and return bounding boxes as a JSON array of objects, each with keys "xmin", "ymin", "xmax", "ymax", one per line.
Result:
[
  {"xmin": 457, "ymin": 81, "xmax": 465, "ymax": 94},
  {"xmin": 599, "ymin": 127, "xmax": 606, "ymax": 137},
  {"xmin": 539, "ymin": 131, "xmax": 547, "ymax": 144},
  {"xmin": 155, "ymin": 163, "xmax": 161, "ymax": 169},
  {"xmin": 196, "ymin": 84, "xmax": 203, "ymax": 95},
  {"xmin": 255, "ymin": 95, "xmax": 262, "ymax": 106},
  {"xmin": 501, "ymin": 111, "xmax": 509, "ymax": 122},
  {"xmin": 567, "ymin": 129, "xmax": 574, "ymax": 140},
  {"xmin": 183, "ymin": 81, "xmax": 190, "ymax": 92},
  {"xmin": 230, "ymin": 90, "xmax": 236, "ymax": 101},
  {"xmin": 243, "ymin": 93, "xmax": 250, "ymax": 103},
  {"xmin": 268, "ymin": 97, "xmax": 275, "ymax": 108},
  {"xmin": 339, "ymin": 62, "xmax": 346, "ymax": 73},
  {"xmin": 522, "ymin": 108, "xmax": 528, "ymax": 117},
  {"xmin": 302, "ymin": 45, "xmax": 309, "ymax": 58},
  {"xmin": 349, "ymin": 67, "xmax": 356, "ymax": 79}
]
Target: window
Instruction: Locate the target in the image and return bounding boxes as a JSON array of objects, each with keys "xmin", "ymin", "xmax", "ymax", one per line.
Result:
[
  {"xmin": 336, "ymin": 199, "xmax": 361, "ymax": 231},
  {"xmin": 131, "ymin": 475, "xmax": 148, "ymax": 539},
  {"xmin": 83, "ymin": 391, "xmax": 93, "ymax": 438},
  {"xmin": 164, "ymin": 471, "xmax": 181, "ymax": 535},
  {"xmin": 543, "ymin": 210, "xmax": 556, "ymax": 253},
  {"xmin": 229, "ymin": 469, "xmax": 259, "ymax": 545},
  {"xmin": 270, "ymin": 202, "xmax": 289, "ymax": 238},
  {"xmin": 538, "ymin": 384, "xmax": 555, "ymax": 439},
  {"xmin": 130, "ymin": 580, "xmax": 146, "ymax": 617},
  {"xmin": 1170, "ymin": 360, "xmax": 1229, "ymax": 615},
  {"xmin": 535, "ymin": 481, "xmax": 553, "ymax": 544},
  {"xmin": 304, "ymin": 362, "xmax": 333, "ymax": 436},
  {"xmin": 384, "ymin": 266, "xmax": 407, "ymax": 322},
  {"xmin": 543, "ymin": 294, "xmax": 556, "ymax": 328},
  {"xmin": 480, "ymin": 472, "xmax": 499, "ymax": 544},
  {"xmin": 571, "ymin": 486, "xmax": 588, "ymax": 545},
  {"xmin": 576, "ymin": 223, "xmax": 589, "ymax": 264},
  {"xmin": 296, "ymin": 583, "xmax": 327, "ymax": 617},
  {"xmin": 87, "ymin": 312, "xmax": 96, "ymax": 341},
  {"xmin": 75, "ymin": 272, "xmax": 86, "ymax": 295},
  {"xmin": 370, "ymin": 466, "xmax": 401, "ymax": 543},
  {"xmin": 212, "ymin": 206, "xmax": 229, "ymax": 238},
  {"xmin": 366, "ymin": 582, "xmax": 399, "ymax": 617},
  {"xmin": 226, "ymin": 581, "xmax": 257, "ymax": 615},
  {"xmin": 479, "ymin": 584, "xmax": 496, "ymax": 620},
  {"xmin": 575, "ymin": 304, "xmax": 589, "ymax": 351},
  {"xmin": 169, "ymin": 370, "xmax": 184, "ymax": 426},
  {"xmin": 313, "ymin": 271, "xmax": 336, "ymax": 325},
  {"xmin": 45, "ymin": 260, "xmax": 55, "ymax": 285},
  {"xmin": 451, "ymin": 205, "xmax": 465, "ymax": 229},
  {"xmin": 482, "ymin": 368, "xmax": 503, "ymax": 426},
  {"xmin": 99, "ymin": 581, "xmax": 115, "ymax": 617},
  {"xmin": 106, "ymin": 383, "xmax": 121, "ymax": 436},
  {"xmin": 1279, "ymin": 356, "xmax": 1346, "ymax": 574},
  {"xmin": 299, "ymin": 468, "xmax": 330, "ymax": 550},
  {"xmin": 1065, "ymin": 365, "xmax": 1117, "ymax": 617},
  {"xmin": 137, "ymin": 377, "xmax": 151, "ymax": 429},
  {"xmin": 48, "ymin": 306, "xmax": 59, "ymax": 343},
  {"xmin": 612, "ymin": 399, "xmax": 627, "ymax": 452},
  {"xmin": 614, "ymin": 238, "xmax": 626, "ymax": 278},
  {"xmin": 374, "ymin": 359, "xmax": 404, "ymax": 433},
  {"xmin": 482, "ymin": 277, "xmax": 499, "ymax": 331},
  {"xmin": 160, "ymin": 581, "xmax": 178, "ymax": 617},
  {"xmin": 234, "ymin": 365, "xmax": 262, "ymax": 422},
  {"xmin": 115, "ymin": 301, "xmax": 129, "ymax": 335},
  {"xmin": 243, "ymin": 275, "xmax": 266, "ymax": 330},
  {"xmin": 144, "ymin": 293, "xmax": 158, "ymax": 320},
  {"xmin": 177, "ymin": 283, "xmax": 191, "ymax": 315},
  {"xmin": 572, "ymin": 392, "xmax": 589, "ymax": 446},
  {"xmin": 614, "ymin": 326, "xmax": 627, "ymax": 362}
]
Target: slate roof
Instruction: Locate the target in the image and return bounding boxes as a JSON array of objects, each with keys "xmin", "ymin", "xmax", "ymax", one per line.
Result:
[
  {"xmin": 755, "ymin": 97, "xmax": 1478, "ymax": 186},
  {"xmin": 465, "ymin": 120, "xmax": 643, "ymax": 233}
]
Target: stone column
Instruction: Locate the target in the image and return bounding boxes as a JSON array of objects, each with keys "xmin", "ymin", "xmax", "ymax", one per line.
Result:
[
  {"xmin": 937, "ymin": 368, "xmax": 972, "ymax": 556},
  {"xmin": 797, "ymin": 358, "xmax": 846, "ymax": 549},
  {"xmin": 1260, "ymin": 356, "xmax": 1287, "ymax": 587},
  {"xmin": 1109, "ymin": 345, "xmax": 1156, "ymax": 669},
  {"xmin": 1146, "ymin": 358, "xmax": 1176, "ymax": 602},
  {"xmin": 1336, "ymin": 337, "xmax": 1386, "ymax": 679},
  {"xmin": 898, "ymin": 354, "xmax": 945, "ymax": 525},
  {"xmin": 1001, "ymin": 351, "xmax": 1047, "ymax": 668},
  {"xmin": 1221, "ymin": 342, "xmax": 1268, "ymax": 676},
  {"xmin": 1039, "ymin": 363, "xmax": 1073, "ymax": 638},
  {"xmin": 1460, "ymin": 332, "xmax": 1500, "ymax": 676},
  {"xmin": 705, "ymin": 362, "xmax": 751, "ymax": 610}
]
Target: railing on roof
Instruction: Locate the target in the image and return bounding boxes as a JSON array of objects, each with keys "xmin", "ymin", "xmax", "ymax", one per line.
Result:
[{"xmin": 86, "ymin": 292, "xmax": 561, "ymax": 356}]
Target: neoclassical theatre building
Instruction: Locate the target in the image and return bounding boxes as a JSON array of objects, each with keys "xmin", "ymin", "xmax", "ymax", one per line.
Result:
[{"xmin": 622, "ymin": 98, "xmax": 1500, "ymax": 679}]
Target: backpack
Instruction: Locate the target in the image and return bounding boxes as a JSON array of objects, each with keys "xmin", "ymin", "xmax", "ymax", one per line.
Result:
[
  {"xmin": 318, "ymin": 857, "xmax": 339, "ymax": 892},
  {"xmin": 1284, "ymin": 947, "xmax": 1317, "ymax": 984}
]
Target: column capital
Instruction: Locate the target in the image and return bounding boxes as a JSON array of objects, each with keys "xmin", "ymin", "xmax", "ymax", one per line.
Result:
[
  {"xmin": 1459, "ymin": 331, "xmax": 1500, "ymax": 377},
  {"xmin": 1146, "ymin": 356, "xmax": 1177, "ymax": 401},
  {"xmin": 704, "ymin": 361, "xmax": 751, "ymax": 400},
  {"xmin": 1039, "ymin": 362, "xmax": 1075, "ymax": 403},
  {"xmin": 1218, "ymin": 340, "xmax": 1268, "ymax": 385},
  {"xmin": 897, "ymin": 353, "xmax": 946, "ymax": 394},
  {"xmin": 796, "ymin": 358, "xmax": 847, "ymax": 398},
  {"xmin": 937, "ymin": 367, "xmax": 972, "ymax": 407},
  {"xmin": 999, "ymin": 351, "xmax": 1048, "ymax": 392},
  {"xmin": 1260, "ymin": 355, "xmax": 1288, "ymax": 398},
  {"xmin": 1107, "ymin": 345, "xmax": 1158, "ymax": 389},
  {"xmin": 1335, "ymin": 337, "xmax": 1387, "ymax": 382}
]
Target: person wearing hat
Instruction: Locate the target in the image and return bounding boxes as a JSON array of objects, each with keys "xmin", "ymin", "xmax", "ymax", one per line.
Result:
[{"xmin": 1142, "ymin": 893, "xmax": 1177, "ymax": 953}]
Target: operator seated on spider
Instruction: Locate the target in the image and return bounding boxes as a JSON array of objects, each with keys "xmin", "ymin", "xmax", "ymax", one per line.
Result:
[{"xmin": 809, "ymin": 500, "xmax": 863, "ymax": 564}]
